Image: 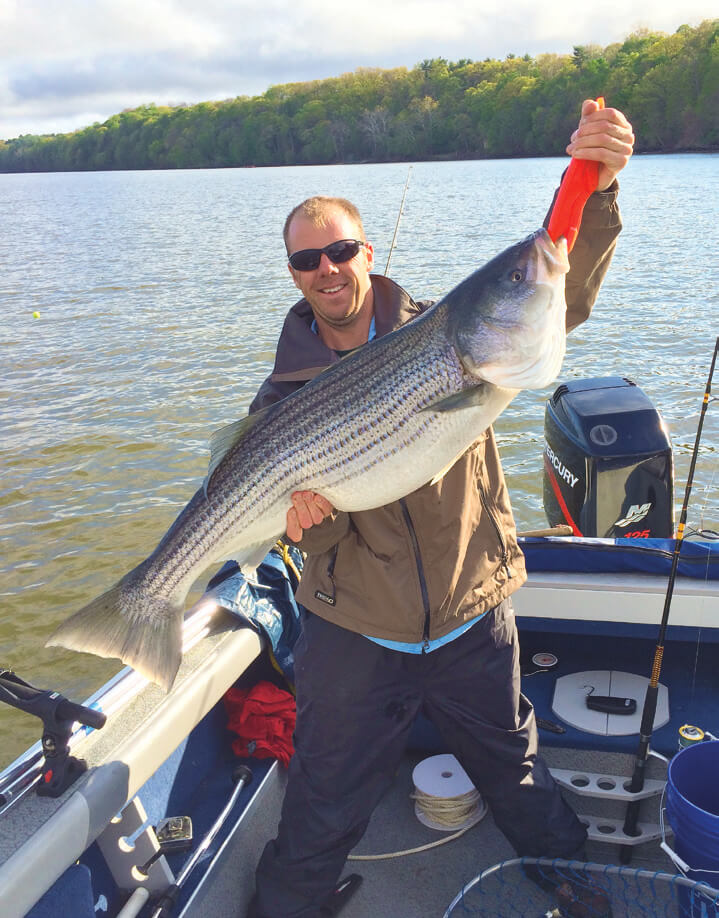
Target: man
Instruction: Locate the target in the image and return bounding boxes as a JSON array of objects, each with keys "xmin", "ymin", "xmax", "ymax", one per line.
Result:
[{"xmin": 248, "ymin": 100, "xmax": 635, "ymax": 918}]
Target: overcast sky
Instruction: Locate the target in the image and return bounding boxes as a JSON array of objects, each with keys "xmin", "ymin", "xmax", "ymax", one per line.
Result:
[{"xmin": 1, "ymin": 0, "xmax": 717, "ymax": 141}]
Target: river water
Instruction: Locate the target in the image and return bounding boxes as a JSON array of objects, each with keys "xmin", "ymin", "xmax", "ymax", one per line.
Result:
[{"xmin": 1, "ymin": 154, "xmax": 718, "ymax": 766}]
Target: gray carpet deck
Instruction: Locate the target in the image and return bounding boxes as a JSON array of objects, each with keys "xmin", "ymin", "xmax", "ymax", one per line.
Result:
[
  {"xmin": 184, "ymin": 745, "xmax": 675, "ymax": 918},
  {"xmin": 340, "ymin": 750, "xmax": 673, "ymax": 918}
]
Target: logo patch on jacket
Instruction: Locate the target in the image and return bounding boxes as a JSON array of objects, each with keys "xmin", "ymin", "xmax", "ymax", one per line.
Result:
[{"xmin": 314, "ymin": 590, "xmax": 336, "ymax": 606}]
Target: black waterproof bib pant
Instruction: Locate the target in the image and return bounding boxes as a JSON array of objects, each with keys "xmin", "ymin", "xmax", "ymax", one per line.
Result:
[{"xmin": 250, "ymin": 600, "xmax": 586, "ymax": 918}]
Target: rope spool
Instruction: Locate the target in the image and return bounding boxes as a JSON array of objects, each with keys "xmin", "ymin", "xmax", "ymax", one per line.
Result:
[
  {"xmin": 411, "ymin": 754, "xmax": 487, "ymax": 832},
  {"xmin": 347, "ymin": 753, "xmax": 486, "ymax": 862}
]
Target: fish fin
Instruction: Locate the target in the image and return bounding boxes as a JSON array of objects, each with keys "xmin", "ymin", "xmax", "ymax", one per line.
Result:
[
  {"xmin": 204, "ymin": 408, "xmax": 271, "ymax": 497},
  {"xmin": 428, "ymin": 451, "xmax": 467, "ymax": 486},
  {"xmin": 235, "ymin": 539, "xmax": 281, "ymax": 581},
  {"xmin": 46, "ymin": 572, "xmax": 184, "ymax": 693},
  {"xmin": 423, "ymin": 384, "xmax": 488, "ymax": 413}
]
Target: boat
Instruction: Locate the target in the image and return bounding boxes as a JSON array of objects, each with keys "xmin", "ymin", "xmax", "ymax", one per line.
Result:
[{"xmin": 2, "ymin": 375, "xmax": 719, "ymax": 918}]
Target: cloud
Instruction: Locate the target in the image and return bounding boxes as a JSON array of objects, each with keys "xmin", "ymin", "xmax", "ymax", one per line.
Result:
[
  {"xmin": 10, "ymin": 54, "xmax": 230, "ymax": 102},
  {"xmin": 1, "ymin": 0, "xmax": 717, "ymax": 139},
  {"xmin": 0, "ymin": 0, "xmax": 222, "ymax": 59}
]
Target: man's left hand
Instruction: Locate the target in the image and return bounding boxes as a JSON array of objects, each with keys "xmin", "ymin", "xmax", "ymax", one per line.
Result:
[
  {"xmin": 286, "ymin": 490, "xmax": 334, "ymax": 542},
  {"xmin": 566, "ymin": 99, "xmax": 635, "ymax": 191}
]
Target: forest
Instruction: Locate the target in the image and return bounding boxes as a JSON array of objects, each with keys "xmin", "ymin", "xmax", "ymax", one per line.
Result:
[{"xmin": 1, "ymin": 20, "xmax": 717, "ymax": 173}]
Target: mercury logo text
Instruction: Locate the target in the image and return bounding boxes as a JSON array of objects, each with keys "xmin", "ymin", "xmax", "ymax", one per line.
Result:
[{"xmin": 544, "ymin": 444, "xmax": 578, "ymax": 488}]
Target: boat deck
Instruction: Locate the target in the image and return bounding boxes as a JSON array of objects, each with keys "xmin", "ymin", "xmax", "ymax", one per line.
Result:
[{"xmin": 186, "ymin": 744, "xmax": 677, "ymax": 918}]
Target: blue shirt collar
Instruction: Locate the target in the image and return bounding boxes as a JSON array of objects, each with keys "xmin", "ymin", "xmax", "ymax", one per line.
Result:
[{"xmin": 311, "ymin": 314, "xmax": 376, "ymax": 343}]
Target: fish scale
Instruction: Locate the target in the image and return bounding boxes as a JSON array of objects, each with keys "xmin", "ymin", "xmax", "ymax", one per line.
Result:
[
  {"xmin": 199, "ymin": 311, "xmax": 455, "ymax": 526},
  {"xmin": 206, "ymin": 319, "xmax": 459, "ymax": 527},
  {"xmin": 47, "ymin": 229, "xmax": 569, "ymax": 690}
]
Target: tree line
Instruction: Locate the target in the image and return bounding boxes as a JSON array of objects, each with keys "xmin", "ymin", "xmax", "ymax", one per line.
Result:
[{"xmin": 1, "ymin": 20, "xmax": 717, "ymax": 173}]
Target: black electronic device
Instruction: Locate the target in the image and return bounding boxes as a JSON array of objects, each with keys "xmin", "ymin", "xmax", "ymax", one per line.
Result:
[{"xmin": 585, "ymin": 694, "xmax": 637, "ymax": 715}]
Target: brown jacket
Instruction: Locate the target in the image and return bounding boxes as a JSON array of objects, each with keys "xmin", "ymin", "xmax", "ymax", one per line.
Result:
[{"xmin": 250, "ymin": 186, "xmax": 622, "ymax": 644}]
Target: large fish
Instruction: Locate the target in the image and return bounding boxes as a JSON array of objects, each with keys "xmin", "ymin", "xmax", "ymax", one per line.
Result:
[{"xmin": 47, "ymin": 228, "xmax": 569, "ymax": 691}]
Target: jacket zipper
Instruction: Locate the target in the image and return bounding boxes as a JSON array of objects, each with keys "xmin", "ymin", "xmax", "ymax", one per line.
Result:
[
  {"xmin": 479, "ymin": 480, "xmax": 516, "ymax": 581},
  {"xmin": 319, "ymin": 545, "xmax": 338, "ymax": 606},
  {"xmin": 400, "ymin": 498, "xmax": 432, "ymax": 651}
]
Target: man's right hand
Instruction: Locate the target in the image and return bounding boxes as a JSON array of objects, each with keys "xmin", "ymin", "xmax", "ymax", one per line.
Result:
[
  {"xmin": 565, "ymin": 99, "xmax": 634, "ymax": 191},
  {"xmin": 286, "ymin": 491, "xmax": 335, "ymax": 542}
]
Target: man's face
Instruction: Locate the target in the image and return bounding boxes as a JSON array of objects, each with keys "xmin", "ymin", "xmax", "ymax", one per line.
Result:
[{"xmin": 286, "ymin": 209, "xmax": 374, "ymax": 333}]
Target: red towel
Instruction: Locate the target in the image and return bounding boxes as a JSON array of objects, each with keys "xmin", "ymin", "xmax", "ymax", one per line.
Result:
[{"xmin": 224, "ymin": 682, "xmax": 296, "ymax": 767}]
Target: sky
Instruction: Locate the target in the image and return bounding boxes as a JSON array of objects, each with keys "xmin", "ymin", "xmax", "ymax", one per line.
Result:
[{"xmin": 1, "ymin": 0, "xmax": 717, "ymax": 141}]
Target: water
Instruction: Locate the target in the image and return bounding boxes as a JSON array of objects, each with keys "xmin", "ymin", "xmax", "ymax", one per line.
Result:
[{"xmin": 1, "ymin": 155, "xmax": 718, "ymax": 766}]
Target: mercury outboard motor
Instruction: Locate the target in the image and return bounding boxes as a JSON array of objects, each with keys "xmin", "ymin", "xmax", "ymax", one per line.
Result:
[{"xmin": 543, "ymin": 377, "xmax": 674, "ymax": 538}]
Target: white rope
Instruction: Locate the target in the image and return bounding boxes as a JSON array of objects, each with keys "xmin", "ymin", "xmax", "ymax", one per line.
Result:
[
  {"xmin": 347, "ymin": 783, "xmax": 485, "ymax": 861},
  {"xmin": 411, "ymin": 787, "xmax": 483, "ymax": 829},
  {"xmin": 348, "ymin": 824, "xmax": 473, "ymax": 860}
]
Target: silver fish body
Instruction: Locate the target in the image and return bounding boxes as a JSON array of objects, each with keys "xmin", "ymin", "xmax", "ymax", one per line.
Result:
[{"xmin": 47, "ymin": 229, "xmax": 569, "ymax": 691}]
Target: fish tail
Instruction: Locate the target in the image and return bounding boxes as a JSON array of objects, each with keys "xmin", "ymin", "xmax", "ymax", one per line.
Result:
[{"xmin": 46, "ymin": 570, "xmax": 184, "ymax": 693}]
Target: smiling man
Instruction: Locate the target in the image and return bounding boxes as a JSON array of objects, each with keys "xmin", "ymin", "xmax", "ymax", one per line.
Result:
[
  {"xmin": 284, "ymin": 200, "xmax": 375, "ymax": 350},
  {"xmin": 246, "ymin": 100, "xmax": 634, "ymax": 918}
]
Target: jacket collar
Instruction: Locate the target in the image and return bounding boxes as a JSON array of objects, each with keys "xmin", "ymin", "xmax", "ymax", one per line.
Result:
[{"xmin": 269, "ymin": 275, "xmax": 422, "ymax": 384}]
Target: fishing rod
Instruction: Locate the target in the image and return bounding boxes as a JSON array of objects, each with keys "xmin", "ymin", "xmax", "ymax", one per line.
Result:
[
  {"xmin": 384, "ymin": 165, "xmax": 412, "ymax": 275},
  {"xmin": 620, "ymin": 335, "xmax": 719, "ymax": 862}
]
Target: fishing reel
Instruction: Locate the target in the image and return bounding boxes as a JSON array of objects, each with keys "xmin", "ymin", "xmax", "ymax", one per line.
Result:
[{"xmin": 0, "ymin": 670, "xmax": 106, "ymax": 798}]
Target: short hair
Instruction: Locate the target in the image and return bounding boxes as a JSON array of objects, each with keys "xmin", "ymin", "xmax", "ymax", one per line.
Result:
[{"xmin": 283, "ymin": 196, "xmax": 366, "ymax": 252}]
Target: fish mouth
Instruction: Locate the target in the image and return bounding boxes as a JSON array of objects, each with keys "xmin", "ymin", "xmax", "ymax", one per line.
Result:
[{"xmin": 534, "ymin": 228, "xmax": 570, "ymax": 276}]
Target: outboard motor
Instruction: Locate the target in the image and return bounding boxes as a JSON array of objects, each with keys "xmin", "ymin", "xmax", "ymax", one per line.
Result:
[{"xmin": 543, "ymin": 377, "xmax": 674, "ymax": 538}]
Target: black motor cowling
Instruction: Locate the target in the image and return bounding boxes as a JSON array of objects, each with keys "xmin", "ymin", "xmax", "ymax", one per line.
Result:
[{"xmin": 543, "ymin": 377, "xmax": 674, "ymax": 538}]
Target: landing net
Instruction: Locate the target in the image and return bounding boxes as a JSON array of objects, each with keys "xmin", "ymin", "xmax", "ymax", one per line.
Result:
[{"xmin": 444, "ymin": 857, "xmax": 719, "ymax": 917}]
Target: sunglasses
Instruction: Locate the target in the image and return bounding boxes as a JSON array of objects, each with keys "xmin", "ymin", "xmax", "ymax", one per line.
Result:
[{"xmin": 288, "ymin": 239, "xmax": 367, "ymax": 272}]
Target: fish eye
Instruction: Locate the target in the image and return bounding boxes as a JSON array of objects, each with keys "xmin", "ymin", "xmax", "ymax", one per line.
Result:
[{"xmin": 509, "ymin": 269, "xmax": 524, "ymax": 283}]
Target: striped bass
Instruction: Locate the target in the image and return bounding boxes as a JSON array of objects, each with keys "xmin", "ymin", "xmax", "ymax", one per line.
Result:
[{"xmin": 48, "ymin": 228, "xmax": 569, "ymax": 691}]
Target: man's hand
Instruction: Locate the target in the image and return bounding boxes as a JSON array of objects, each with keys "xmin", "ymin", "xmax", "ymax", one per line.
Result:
[
  {"xmin": 566, "ymin": 99, "xmax": 635, "ymax": 191},
  {"xmin": 286, "ymin": 491, "xmax": 335, "ymax": 542}
]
